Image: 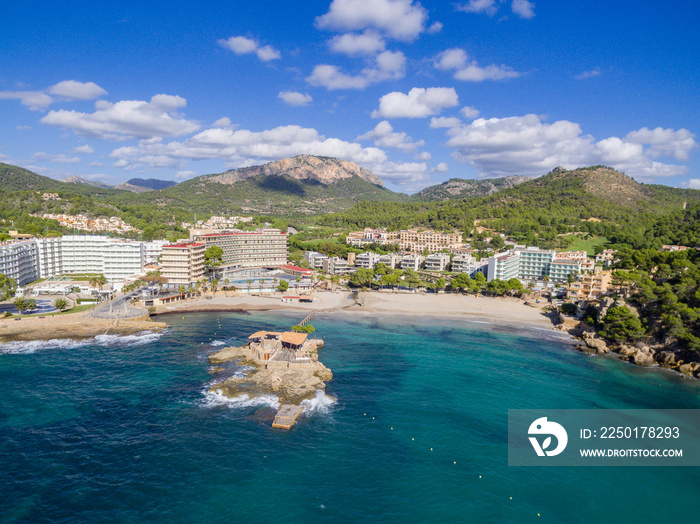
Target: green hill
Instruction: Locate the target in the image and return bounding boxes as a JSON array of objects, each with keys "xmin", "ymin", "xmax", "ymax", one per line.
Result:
[
  {"xmin": 412, "ymin": 175, "xmax": 530, "ymax": 201},
  {"xmin": 319, "ymin": 166, "xmax": 700, "ymax": 249}
]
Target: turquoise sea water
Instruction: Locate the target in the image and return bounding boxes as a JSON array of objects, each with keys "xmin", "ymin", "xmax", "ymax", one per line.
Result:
[{"xmin": 1, "ymin": 311, "xmax": 699, "ymax": 523}]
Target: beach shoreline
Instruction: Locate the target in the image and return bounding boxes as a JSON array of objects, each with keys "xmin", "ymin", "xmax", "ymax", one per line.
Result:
[
  {"xmin": 0, "ymin": 312, "xmax": 169, "ymax": 343},
  {"xmin": 154, "ymin": 290, "xmax": 555, "ymax": 327},
  {"xmin": 0, "ymin": 290, "xmax": 555, "ymax": 344}
]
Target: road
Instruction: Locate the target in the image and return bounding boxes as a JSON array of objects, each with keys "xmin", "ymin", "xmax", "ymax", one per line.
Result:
[{"xmin": 88, "ymin": 292, "xmax": 149, "ymax": 319}]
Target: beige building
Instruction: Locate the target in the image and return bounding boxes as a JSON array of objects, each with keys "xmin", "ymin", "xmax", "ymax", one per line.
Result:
[
  {"xmin": 399, "ymin": 229, "xmax": 463, "ymax": 254},
  {"xmin": 160, "ymin": 242, "xmax": 205, "ymax": 284},
  {"xmin": 567, "ymin": 269, "xmax": 613, "ymax": 300},
  {"xmin": 194, "ymin": 228, "xmax": 287, "ymax": 268},
  {"xmin": 345, "ymin": 228, "xmax": 399, "ymax": 247}
]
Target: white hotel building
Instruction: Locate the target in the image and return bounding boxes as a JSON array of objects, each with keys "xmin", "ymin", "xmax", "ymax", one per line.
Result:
[
  {"xmin": 0, "ymin": 240, "xmax": 39, "ymax": 286},
  {"xmin": 60, "ymin": 235, "xmax": 145, "ymax": 281},
  {"xmin": 1, "ymin": 236, "xmax": 146, "ymax": 285},
  {"xmin": 487, "ymin": 247, "xmax": 581, "ymax": 284}
]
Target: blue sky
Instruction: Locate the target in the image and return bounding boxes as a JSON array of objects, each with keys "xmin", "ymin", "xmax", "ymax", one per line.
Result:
[{"xmin": 1, "ymin": 0, "xmax": 698, "ymax": 193}]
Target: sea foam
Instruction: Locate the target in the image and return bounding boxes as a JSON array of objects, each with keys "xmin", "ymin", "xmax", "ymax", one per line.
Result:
[
  {"xmin": 300, "ymin": 390, "xmax": 337, "ymax": 416},
  {"xmin": 202, "ymin": 389, "xmax": 281, "ymax": 410},
  {"xmin": 0, "ymin": 338, "xmax": 89, "ymax": 354},
  {"xmin": 0, "ymin": 330, "xmax": 163, "ymax": 355}
]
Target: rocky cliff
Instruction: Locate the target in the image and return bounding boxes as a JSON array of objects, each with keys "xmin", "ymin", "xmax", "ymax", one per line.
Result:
[{"xmin": 209, "ymin": 155, "xmax": 385, "ymax": 187}]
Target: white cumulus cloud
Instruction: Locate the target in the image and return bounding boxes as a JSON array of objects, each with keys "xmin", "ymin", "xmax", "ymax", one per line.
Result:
[
  {"xmin": 624, "ymin": 127, "xmax": 697, "ymax": 161},
  {"xmin": 512, "ymin": 0, "xmax": 535, "ymax": 19},
  {"xmin": 372, "ymin": 87, "xmax": 459, "ymax": 118},
  {"xmin": 461, "ymin": 106, "xmax": 480, "ymax": 119},
  {"xmin": 434, "ymin": 162, "xmax": 449, "ymax": 173},
  {"xmin": 369, "ymin": 160, "xmax": 431, "ymax": 190},
  {"xmin": 328, "ymin": 30, "xmax": 386, "ymax": 56},
  {"xmin": 0, "ymin": 90, "xmax": 54, "ymax": 111},
  {"xmin": 442, "ymin": 113, "xmax": 694, "ymax": 181},
  {"xmin": 278, "ymin": 91, "xmax": 313, "ymax": 107},
  {"xmin": 315, "ymin": 0, "xmax": 429, "ymax": 42},
  {"xmin": 73, "ymin": 145, "xmax": 94, "ymax": 154},
  {"xmin": 430, "ymin": 116, "xmax": 462, "ymax": 129},
  {"xmin": 434, "ymin": 48, "xmax": 521, "ymax": 82},
  {"xmin": 40, "ymin": 94, "xmax": 201, "ymax": 140},
  {"xmin": 357, "ymin": 120, "xmax": 424, "ymax": 152},
  {"xmin": 575, "ymin": 69, "xmax": 602, "ymax": 80},
  {"xmin": 0, "ymin": 80, "xmax": 106, "ymax": 111},
  {"xmin": 218, "ymin": 36, "xmax": 281, "ymax": 61},
  {"xmin": 109, "ymin": 124, "xmax": 388, "ymax": 170},
  {"xmin": 307, "ymin": 50, "xmax": 405, "ymax": 90},
  {"xmin": 48, "ymin": 80, "xmax": 107, "ymax": 100},
  {"xmin": 456, "ymin": 0, "xmax": 498, "ymax": 16}
]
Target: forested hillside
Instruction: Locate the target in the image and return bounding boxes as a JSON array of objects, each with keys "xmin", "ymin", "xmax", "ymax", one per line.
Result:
[{"xmin": 319, "ymin": 166, "xmax": 700, "ymax": 249}]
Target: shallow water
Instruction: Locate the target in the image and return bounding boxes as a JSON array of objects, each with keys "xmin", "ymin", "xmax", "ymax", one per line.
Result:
[{"xmin": 1, "ymin": 311, "xmax": 698, "ymax": 523}]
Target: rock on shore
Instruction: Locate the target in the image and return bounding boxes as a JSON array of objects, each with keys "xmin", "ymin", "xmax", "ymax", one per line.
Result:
[
  {"xmin": 571, "ymin": 322, "xmax": 700, "ymax": 378},
  {"xmin": 207, "ymin": 342, "xmax": 333, "ymax": 403}
]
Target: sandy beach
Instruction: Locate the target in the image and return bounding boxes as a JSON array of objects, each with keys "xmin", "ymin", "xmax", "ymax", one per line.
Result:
[
  {"xmin": 0, "ymin": 290, "xmax": 553, "ymax": 343},
  {"xmin": 154, "ymin": 290, "xmax": 553, "ymax": 327}
]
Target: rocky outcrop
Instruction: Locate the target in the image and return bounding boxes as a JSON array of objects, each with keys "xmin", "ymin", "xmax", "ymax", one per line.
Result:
[
  {"xmin": 211, "ymin": 155, "xmax": 384, "ymax": 187},
  {"xmin": 207, "ymin": 340, "xmax": 333, "ymax": 403},
  {"xmin": 577, "ymin": 332, "xmax": 609, "ymax": 355},
  {"xmin": 678, "ymin": 362, "xmax": 700, "ymax": 377}
]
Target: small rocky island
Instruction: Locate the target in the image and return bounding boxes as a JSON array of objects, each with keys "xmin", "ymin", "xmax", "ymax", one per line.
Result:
[{"xmin": 208, "ymin": 330, "xmax": 333, "ymax": 429}]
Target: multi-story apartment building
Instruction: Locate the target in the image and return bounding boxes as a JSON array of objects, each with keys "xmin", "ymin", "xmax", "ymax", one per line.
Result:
[
  {"xmin": 399, "ymin": 229, "xmax": 463, "ymax": 254},
  {"xmin": 60, "ymin": 236, "xmax": 146, "ymax": 281},
  {"xmin": 355, "ymin": 252, "xmax": 381, "ymax": 269},
  {"xmin": 487, "ymin": 252, "xmax": 521, "ymax": 281},
  {"xmin": 60, "ymin": 235, "xmax": 109, "ymax": 274},
  {"xmin": 194, "ymin": 228, "xmax": 287, "ymax": 268},
  {"xmin": 345, "ymin": 228, "xmax": 399, "ymax": 248},
  {"xmin": 424, "ymin": 253, "xmax": 451, "ymax": 272},
  {"xmin": 103, "ymin": 241, "xmax": 146, "ymax": 282},
  {"xmin": 567, "ymin": 269, "xmax": 613, "ymax": 300},
  {"xmin": 4, "ymin": 235, "xmax": 151, "ymax": 285},
  {"xmin": 549, "ymin": 258, "xmax": 582, "ymax": 282},
  {"xmin": 35, "ymin": 237, "xmax": 63, "ymax": 279},
  {"xmin": 487, "ymin": 247, "xmax": 583, "ymax": 283},
  {"xmin": 595, "ymin": 249, "xmax": 617, "ymax": 266},
  {"xmin": 518, "ymin": 247, "xmax": 556, "ymax": 281},
  {"xmin": 450, "ymin": 254, "xmax": 487, "ymax": 278},
  {"xmin": 378, "ymin": 253, "xmax": 400, "ymax": 269},
  {"xmin": 160, "ymin": 242, "xmax": 205, "ymax": 285},
  {"xmin": 304, "ymin": 251, "xmax": 329, "ymax": 270},
  {"xmin": 322, "ymin": 257, "xmax": 353, "ymax": 275},
  {"xmin": 556, "ymin": 250, "xmax": 589, "ymax": 262},
  {"xmin": 400, "ymin": 254, "xmax": 424, "ymax": 271},
  {"xmin": 144, "ymin": 240, "xmax": 169, "ymax": 265},
  {"xmin": 0, "ymin": 240, "xmax": 39, "ymax": 286}
]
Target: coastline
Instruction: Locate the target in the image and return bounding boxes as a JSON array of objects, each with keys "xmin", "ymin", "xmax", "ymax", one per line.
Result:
[
  {"xmin": 153, "ymin": 290, "xmax": 555, "ymax": 329},
  {"xmin": 0, "ymin": 312, "xmax": 169, "ymax": 343},
  {"xmin": 0, "ymin": 290, "xmax": 555, "ymax": 345}
]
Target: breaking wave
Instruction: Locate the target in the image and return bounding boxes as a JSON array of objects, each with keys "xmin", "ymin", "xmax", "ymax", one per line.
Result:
[
  {"xmin": 0, "ymin": 338, "xmax": 89, "ymax": 354},
  {"xmin": 202, "ymin": 389, "xmax": 281, "ymax": 410},
  {"xmin": 300, "ymin": 390, "xmax": 337, "ymax": 416},
  {"xmin": 0, "ymin": 330, "xmax": 163, "ymax": 355}
]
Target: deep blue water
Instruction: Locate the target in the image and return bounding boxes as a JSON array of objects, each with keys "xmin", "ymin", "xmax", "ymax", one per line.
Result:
[{"xmin": 1, "ymin": 312, "xmax": 699, "ymax": 523}]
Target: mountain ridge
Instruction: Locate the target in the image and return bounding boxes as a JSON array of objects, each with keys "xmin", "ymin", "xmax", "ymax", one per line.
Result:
[
  {"xmin": 209, "ymin": 154, "xmax": 385, "ymax": 187},
  {"xmin": 413, "ymin": 175, "xmax": 531, "ymax": 201}
]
